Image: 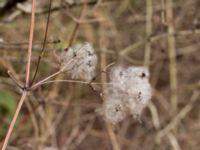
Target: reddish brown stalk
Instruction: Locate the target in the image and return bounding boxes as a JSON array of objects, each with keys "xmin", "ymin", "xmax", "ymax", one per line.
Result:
[
  {"xmin": 25, "ymin": 0, "xmax": 36, "ymax": 87},
  {"xmin": 1, "ymin": 93, "xmax": 27, "ymax": 150},
  {"xmin": 1, "ymin": 0, "xmax": 36, "ymax": 150}
]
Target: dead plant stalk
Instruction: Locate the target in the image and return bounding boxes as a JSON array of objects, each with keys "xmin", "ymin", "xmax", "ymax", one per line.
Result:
[
  {"xmin": 166, "ymin": 0, "xmax": 178, "ymax": 115},
  {"xmin": 1, "ymin": 0, "xmax": 36, "ymax": 150}
]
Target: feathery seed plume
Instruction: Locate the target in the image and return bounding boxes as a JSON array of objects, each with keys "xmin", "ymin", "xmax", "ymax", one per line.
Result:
[
  {"xmin": 102, "ymin": 66, "xmax": 152, "ymax": 124},
  {"xmin": 59, "ymin": 42, "xmax": 98, "ymax": 82}
]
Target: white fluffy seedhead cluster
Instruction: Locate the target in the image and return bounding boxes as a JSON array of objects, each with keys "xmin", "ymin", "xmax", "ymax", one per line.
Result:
[
  {"xmin": 102, "ymin": 66, "xmax": 152, "ymax": 124},
  {"xmin": 59, "ymin": 42, "xmax": 98, "ymax": 82}
]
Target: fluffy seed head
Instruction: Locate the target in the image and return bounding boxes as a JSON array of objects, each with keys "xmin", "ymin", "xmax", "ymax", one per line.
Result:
[
  {"xmin": 59, "ymin": 42, "xmax": 98, "ymax": 82},
  {"xmin": 102, "ymin": 66, "xmax": 152, "ymax": 124},
  {"xmin": 103, "ymin": 94, "xmax": 127, "ymax": 124}
]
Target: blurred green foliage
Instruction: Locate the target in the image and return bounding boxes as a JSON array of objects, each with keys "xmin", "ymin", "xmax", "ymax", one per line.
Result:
[
  {"xmin": 0, "ymin": 90, "xmax": 16, "ymax": 138},
  {"xmin": 0, "ymin": 0, "xmax": 6, "ymax": 7}
]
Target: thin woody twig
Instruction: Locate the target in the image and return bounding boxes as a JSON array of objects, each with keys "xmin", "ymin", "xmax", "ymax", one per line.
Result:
[
  {"xmin": 68, "ymin": 3, "xmax": 86, "ymax": 47},
  {"xmin": 30, "ymin": 70, "xmax": 62, "ymax": 90},
  {"xmin": 30, "ymin": 0, "xmax": 52, "ymax": 86},
  {"xmin": 37, "ymin": 0, "xmax": 119, "ymax": 14},
  {"xmin": 120, "ymin": 29, "xmax": 200, "ymax": 56},
  {"xmin": 7, "ymin": 70, "xmax": 24, "ymax": 90},
  {"xmin": 156, "ymin": 91, "xmax": 199, "ymax": 142},
  {"xmin": 64, "ymin": 9, "xmax": 105, "ymax": 24},
  {"xmin": 39, "ymin": 79, "xmax": 112, "ymax": 85},
  {"xmin": 0, "ymin": 39, "xmax": 60, "ymax": 46},
  {"xmin": 102, "ymin": 62, "xmax": 115, "ymax": 72},
  {"xmin": 1, "ymin": 92, "xmax": 27, "ymax": 150},
  {"xmin": 25, "ymin": 0, "xmax": 36, "ymax": 87}
]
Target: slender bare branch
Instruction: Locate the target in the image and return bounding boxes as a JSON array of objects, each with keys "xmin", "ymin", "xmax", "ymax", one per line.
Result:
[
  {"xmin": 1, "ymin": 92, "xmax": 27, "ymax": 150},
  {"xmin": 25, "ymin": 0, "xmax": 36, "ymax": 87},
  {"xmin": 31, "ymin": 0, "xmax": 52, "ymax": 86}
]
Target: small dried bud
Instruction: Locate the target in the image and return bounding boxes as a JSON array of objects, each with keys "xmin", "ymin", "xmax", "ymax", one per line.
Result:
[
  {"xmin": 102, "ymin": 66, "xmax": 152, "ymax": 124},
  {"xmin": 59, "ymin": 42, "xmax": 98, "ymax": 82}
]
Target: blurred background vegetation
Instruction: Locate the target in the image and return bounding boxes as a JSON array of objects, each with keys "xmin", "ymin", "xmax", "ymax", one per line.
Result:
[{"xmin": 0, "ymin": 0, "xmax": 200, "ymax": 149}]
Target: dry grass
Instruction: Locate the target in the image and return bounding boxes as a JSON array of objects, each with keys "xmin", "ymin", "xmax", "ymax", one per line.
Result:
[{"xmin": 0, "ymin": 0, "xmax": 200, "ymax": 150}]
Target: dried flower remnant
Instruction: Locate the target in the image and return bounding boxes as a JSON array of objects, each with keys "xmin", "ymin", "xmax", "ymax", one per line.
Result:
[
  {"xmin": 102, "ymin": 66, "xmax": 152, "ymax": 124},
  {"xmin": 59, "ymin": 42, "xmax": 98, "ymax": 82}
]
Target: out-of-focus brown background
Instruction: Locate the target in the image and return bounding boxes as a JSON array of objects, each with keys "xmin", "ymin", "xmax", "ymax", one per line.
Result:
[{"xmin": 0, "ymin": 0, "xmax": 200, "ymax": 149}]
